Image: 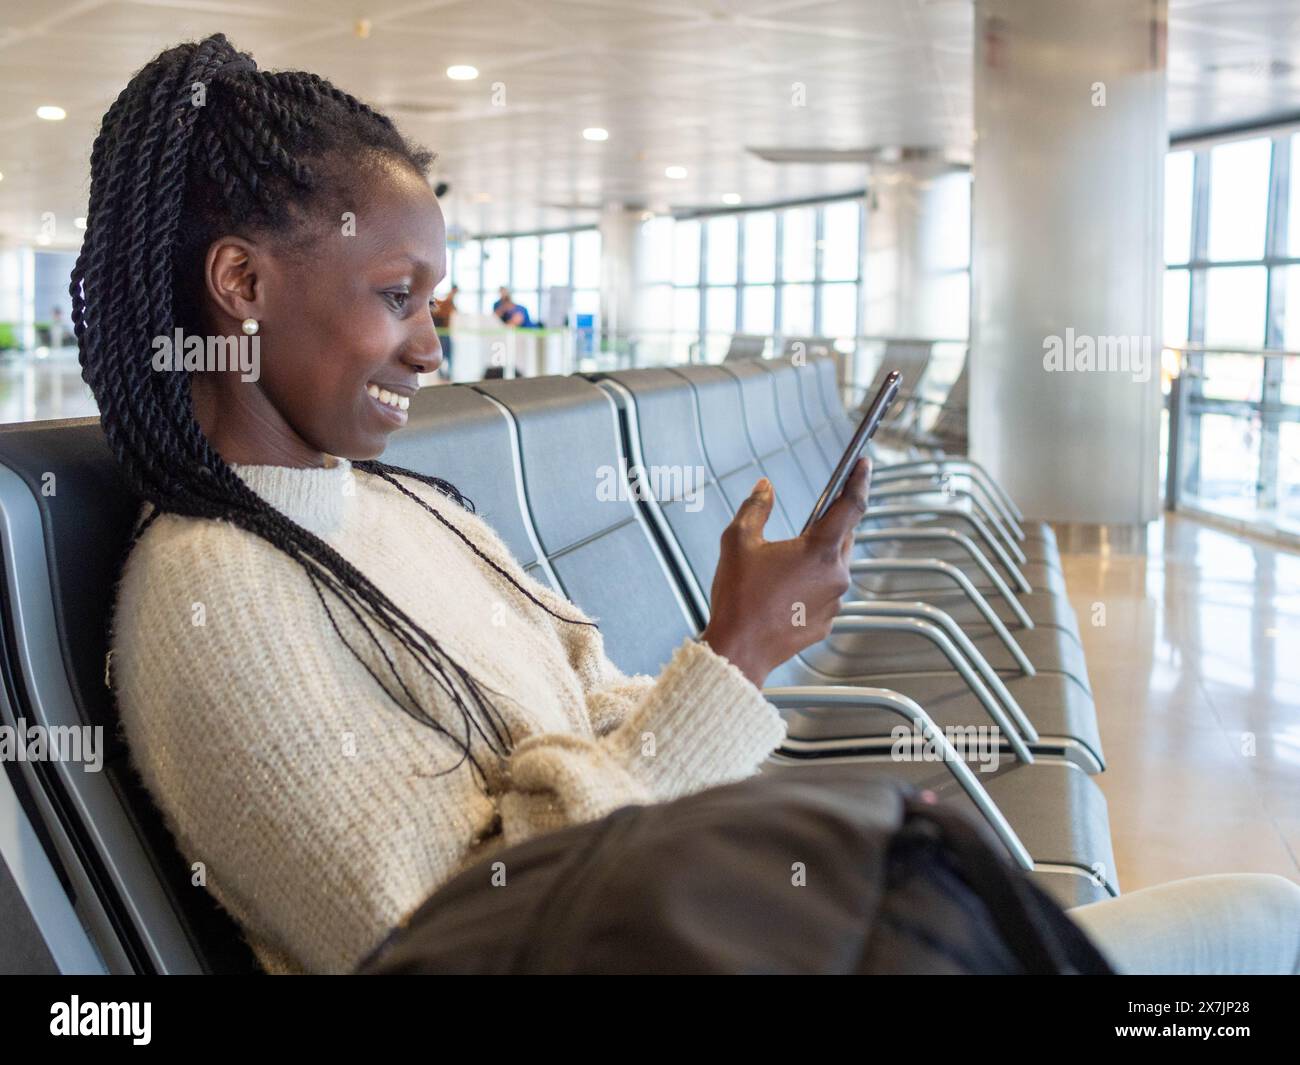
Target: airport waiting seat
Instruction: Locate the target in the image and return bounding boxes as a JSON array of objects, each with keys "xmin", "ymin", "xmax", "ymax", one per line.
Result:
[
  {"xmin": 660, "ymin": 362, "xmax": 1093, "ymax": 697},
  {"xmin": 592, "ymin": 365, "xmax": 1105, "ymax": 775},
  {"xmin": 879, "ymin": 361, "xmax": 970, "ymax": 454},
  {"xmin": 723, "ymin": 334, "xmax": 768, "ymax": 361},
  {"xmin": 800, "ymin": 354, "xmax": 1064, "ymax": 584},
  {"xmin": 755, "ymin": 355, "xmax": 1083, "ymax": 640},
  {"xmin": 0, "ymin": 418, "xmax": 261, "ymax": 974},
  {"xmin": 433, "ymin": 374, "xmax": 1114, "ymax": 905},
  {"xmin": 806, "ymin": 353, "xmax": 1043, "ymax": 547}
]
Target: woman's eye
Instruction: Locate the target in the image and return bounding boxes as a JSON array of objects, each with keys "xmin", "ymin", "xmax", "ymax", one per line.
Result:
[{"xmin": 384, "ymin": 290, "xmax": 411, "ymax": 311}]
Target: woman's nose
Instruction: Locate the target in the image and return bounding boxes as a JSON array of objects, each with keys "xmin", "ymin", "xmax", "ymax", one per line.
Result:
[{"xmin": 404, "ymin": 314, "xmax": 443, "ymax": 375}]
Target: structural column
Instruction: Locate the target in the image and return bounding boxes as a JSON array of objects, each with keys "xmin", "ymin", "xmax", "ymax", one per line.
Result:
[
  {"xmin": 597, "ymin": 205, "xmax": 642, "ymax": 347},
  {"xmin": 971, "ymin": 0, "xmax": 1167, "ymax": 523},
  {"xmin": 861, "ymin": 159, "xmax": 971, "ymax": 341}
]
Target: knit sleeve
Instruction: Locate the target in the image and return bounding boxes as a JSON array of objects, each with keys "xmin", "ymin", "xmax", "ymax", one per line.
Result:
[
  {"xmin": 504, "ymin": 634, "xmax": 788, "ymax": 821},
  {"xmin": 430, "ymin": 492, "xmax": 789, "ymax": 806}
]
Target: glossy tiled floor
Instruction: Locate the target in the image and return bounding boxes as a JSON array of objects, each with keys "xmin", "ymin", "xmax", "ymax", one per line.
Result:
[
  {"xmin": 1057, "ymin": 516, "xmax": 1300, "ymax": 892},
  {"xmin": 0, "ymin": 349, "xmax": 97, "ymax": 425}
]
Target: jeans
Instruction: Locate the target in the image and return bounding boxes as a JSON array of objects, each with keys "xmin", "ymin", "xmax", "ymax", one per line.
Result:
[{"xmin": 1066, "ymin": 873, "xmax": 1300, "ymax": 975}]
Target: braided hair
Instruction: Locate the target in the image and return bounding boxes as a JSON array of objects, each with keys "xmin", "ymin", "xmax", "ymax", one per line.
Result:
[{"xmin": 72, "ymin": 34, "xmax": 594, "ymax": 789}]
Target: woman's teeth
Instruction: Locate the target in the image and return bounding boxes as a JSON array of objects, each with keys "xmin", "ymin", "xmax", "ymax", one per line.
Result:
[{"xmin": 367, "ymin": 384, "xmax": 410, "ymax": 411}]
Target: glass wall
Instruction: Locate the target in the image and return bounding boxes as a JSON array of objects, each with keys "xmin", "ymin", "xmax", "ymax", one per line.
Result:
[
  {"xmin": 1164, "ymin": 130, "xmax": 1300, "ymax": 538},
  {"xmin": 449, "ymin": 227, "xmax": 601, "ymax": 328},
  {"xmin": 635, "ymin": 195, "xmax": 867, "ymax": 362}
]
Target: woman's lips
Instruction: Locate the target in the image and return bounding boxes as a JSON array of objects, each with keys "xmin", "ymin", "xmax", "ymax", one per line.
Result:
[{"xmin": 366, "ymin": 383, "xmax": 411, "ymax": 425}]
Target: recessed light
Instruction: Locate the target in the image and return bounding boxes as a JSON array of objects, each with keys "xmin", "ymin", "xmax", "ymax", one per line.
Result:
[
  {"xmin": 446, "ymin": 65, "xmax": 479, "ymax": 81},
  {"xmin": 36, "ymin": 105, "xmax": 66, "ymax": 121},
  {"xmin": 0, "ymin": 172, "xmax": 5, "ymax": 182},
  {"xmin": 74, "ymin": 216, "xmax": 87, "ymax": 230},
  {"xmin": 722, "ymin": 192, "xmax": 742, "ymax": 205},
  {"xmin": 665, "ymin": 165, "xmax": 687, "ymax": 180},
  {"xmin": 583, "ymin": 127, "xmax": 609, "ymax": 141}
]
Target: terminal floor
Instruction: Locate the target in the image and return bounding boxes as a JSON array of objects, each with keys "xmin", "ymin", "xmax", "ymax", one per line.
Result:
[{"xmin": 1057, "ymin": 515, "xmax": 1300, "ymax": 891}]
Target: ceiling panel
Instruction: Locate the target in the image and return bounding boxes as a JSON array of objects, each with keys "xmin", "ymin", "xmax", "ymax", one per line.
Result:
[{"xmin": 2, "ymin": 0, "xmax": 1300, "ymax": 246}]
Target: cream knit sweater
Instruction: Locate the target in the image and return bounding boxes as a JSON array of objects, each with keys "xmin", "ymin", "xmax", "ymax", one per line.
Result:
[{"xmin": 112, "ymin": 457, "xmax": 788, "ymax": 974}]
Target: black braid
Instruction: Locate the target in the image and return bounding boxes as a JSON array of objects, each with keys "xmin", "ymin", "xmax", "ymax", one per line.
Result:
[{"xmin": 73, "ymin": 34, "xmax": 594, "ymax": 791}]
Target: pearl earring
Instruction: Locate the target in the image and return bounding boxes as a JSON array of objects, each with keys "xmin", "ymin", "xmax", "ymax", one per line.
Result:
[{"xmin": 241, "ymin": 317, "xmax": 259, "ymax": 336}]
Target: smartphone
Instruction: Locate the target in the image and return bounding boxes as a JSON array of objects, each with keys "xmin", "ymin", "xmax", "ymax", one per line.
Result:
[{"xmin": 801, "ymin": 369, "xmax": 901, "ymax": 534}]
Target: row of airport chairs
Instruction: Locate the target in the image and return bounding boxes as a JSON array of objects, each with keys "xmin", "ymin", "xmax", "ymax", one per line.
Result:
[
  {"xmin": 0, "ymin": 353, "xmax": 1113, "ymax": 974},
  {"xmin": 726, "ymin": 333, "xmax": 969, "ymax": 453}
]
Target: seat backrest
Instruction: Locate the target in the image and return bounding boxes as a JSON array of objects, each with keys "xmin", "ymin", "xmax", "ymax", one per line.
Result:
[
  {"xmin": 754, "ymin": 356, "xmax": 838, "ymax": 488},
  {"xmin": 875, "ymin": 339, "xmax": 934, "ymax": 399},
  {"xmin": 723, "ymin": 333, "xmax": 767, "ymax": 361},
  {"xmin": 666, "ymin": 365, "xmax": 799, "ymax": 539},
  {"xmin": 929, "ymin": 359, "xmax": 969, "ymax": 447},
  {"xmin": 0, "ymin": 418, "xmax": 259, "ymax": 974},
  {"xmin": 590, "ymin": 368, "xmax": 734, "ymax": 616},
  {"xmin": 716, "ymin": 360, "xmax": 822, "ymax": 521},
  {"xmin": 383, "ymin": 383, "xmax": 548, "ymax": 582},
  {"xmin": 791, "ymin": 355, "xmax": 850, "ymax": 459},
  {"xmin": 472, "ymin": 375, "xmax": 699, "ymax": 677}
]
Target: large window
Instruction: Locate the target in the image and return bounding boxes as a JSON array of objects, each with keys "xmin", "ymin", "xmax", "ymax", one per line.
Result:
[
  {"xmin": 1164, "ymin": 130, "xmax": 1300, "ymax": 537},
  {"xmin": 451, "ymin": 227, "xmax": 601, "ymax": 328},
  {"xmin": 636, "ymin": 196, "xmax": 866, "ymax": 361}
]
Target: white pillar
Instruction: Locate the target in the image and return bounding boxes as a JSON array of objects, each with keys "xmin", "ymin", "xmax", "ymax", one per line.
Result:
[
  {"xmin": 862, "ymin": 162, "xmax": 971, "ymax": 341},
  {"xmin": 598, "ymin": 205, "xmax": 641, "ymax": 345},
  {"xmin": 970, "ymin": 0, "xmax": 1166, "ymax": 523}
]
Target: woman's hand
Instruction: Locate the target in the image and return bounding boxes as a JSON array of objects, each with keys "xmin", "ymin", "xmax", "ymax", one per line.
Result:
[{"xmin": 698, "ymin": 457, "xmax": 871, "ymax": 688}]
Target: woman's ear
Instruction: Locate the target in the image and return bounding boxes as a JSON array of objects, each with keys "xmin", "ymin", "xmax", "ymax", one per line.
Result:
[{"xmin": 203, "ymin": 237, "xmax": 262, "ymax": 329}]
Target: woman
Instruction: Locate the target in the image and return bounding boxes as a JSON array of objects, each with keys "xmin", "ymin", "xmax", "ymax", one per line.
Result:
[{"xmin": 78, "ymin": 35, "xmax": 1299, "ymax": 976}]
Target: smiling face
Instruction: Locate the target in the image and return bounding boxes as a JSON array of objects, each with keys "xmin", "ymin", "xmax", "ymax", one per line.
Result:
[{"xmin": 190, "ymin": 153, "xmax": 445, "ymax": 467}]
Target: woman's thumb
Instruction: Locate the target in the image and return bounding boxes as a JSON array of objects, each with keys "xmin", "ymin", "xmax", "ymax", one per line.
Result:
[{"xmin": 737, "ymin": 477, "xmax": 774, "ymax": 534}]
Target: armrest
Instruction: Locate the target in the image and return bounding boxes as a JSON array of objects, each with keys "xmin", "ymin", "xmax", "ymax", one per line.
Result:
[
  {"xmin": 858, "ymin": 503, "xmax": 1031, "ymax": 593},
  {"xmin": 853, "ymin": 526, "xmax": 1033, "ymax": 627},
  {"xmin": 763, "ymin": 685, "xmax": 1033, "ymax": 870},
  {"xmin": 867, "ymin": 485, "xmax": 1025, "ymax": 556},
  {"xmin": 872, "ymin": 466, "xmax": 1022, "ymax": 540},
  {"xmin": 833, "ymin": 605, "xmax": 1038, "ymax": 744},
  {"xmin": 820, "ymin": 613, "xmax": 1038, "ymax": 755},
  {"xmin": 847, "ymin": 558, "xmax": 1035, "ymax": 676},
  {"xmin": 872, "ymin": 457, "xmax": 1025, "ymax": 523}
]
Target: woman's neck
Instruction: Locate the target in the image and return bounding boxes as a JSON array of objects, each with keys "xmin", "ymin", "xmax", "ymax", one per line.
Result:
[{"xmin": 191, "ymin": 372, "xmax": 333, "ymax": 469}]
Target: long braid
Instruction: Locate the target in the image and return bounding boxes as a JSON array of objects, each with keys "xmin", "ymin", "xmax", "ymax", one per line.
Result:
[{"xmin": 73, "ymin": 34, "xmax": 593, "ymax": 791}]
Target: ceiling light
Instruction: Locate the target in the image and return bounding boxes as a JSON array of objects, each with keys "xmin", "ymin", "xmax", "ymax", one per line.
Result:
[
  {"xmin": 722, "ymin": 192, "xmax": 742, "ymax": 205},
  {"xmin": 74, "ymin": 216, "xmax": 87, "ymax": 230},
  {"xmin": 665, "ymin": 165, "xmax": 687, "ymax": 180},
  {"xmin": 583, "ymin": 127, "xmax": 609, "ymax": 141},
  {"xmin": 446, "ymin": 65, "xmax": 479, "ymax": 81},
  {"xmin": 36, "ymin": 234, "xmax": 51, "ymax": 245},
  {"xmin": 36, "ymin": 105, "xmax": 66, "ymax": 121}
]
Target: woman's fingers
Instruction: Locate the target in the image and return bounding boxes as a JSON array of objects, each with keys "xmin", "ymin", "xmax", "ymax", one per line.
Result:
[{"xmin": 808, "ymin": 458, "xmax": 870, "ymax": 548}]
